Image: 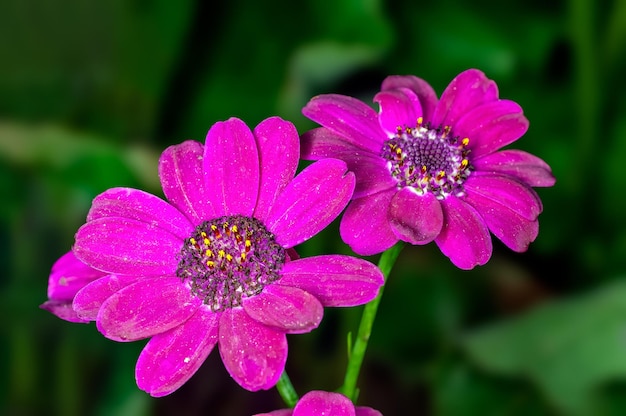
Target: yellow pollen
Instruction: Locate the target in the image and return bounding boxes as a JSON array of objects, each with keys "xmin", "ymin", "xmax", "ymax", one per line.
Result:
[
  {"xmin": 421, "ymin": 165, "xmax": 428, "ymax": 173},
  {"xmin": 205, "ymin": 249, "xmax": 213, "ymax": 257},
  {"xmin": 210, "ymin": 225, "xmax": 217, "ymax": 231},
  {"xmin": 207, "ymin": 260, "xmax": 215, "ymax": 268},
  {"xmin": 396, "ymin": 126, "xmax": 403, "ymax": 133},
  {"xmin": 405, "ymin": 127, "xmax": 412, "ymax": 134},
  {"xmin": 417, "ymin": 116, "xmax": 423, "ymax": 125},
  {"xmin": 442, "ymin": 126, "xmax": 451, "ymax": 137},
  {"xmin": 231, "ymin": 225, "xmax": 238, "ymax": 233},
  {"xmin": 218, "ymin": 249, "xmax": 225, "ymax": 258},
  {"xmin": 203, "ymin": 238, "xmax": 210, "ymax": 246},
  {"xmin": 226, "ymin": 253, "xmax": 233, "ymax": 262},
  {"xmin": 241, "ymin": 252, "xmax": 246, "ymax": 261},
  {"xmin": 462, "ymin": 137, "xmax": 470, "ymax": 146},
  {"xmin": 437, "ymin": 171, "xmax": 446, "ymax": 180},
  {"xmin": 189, "ymin": 238, "xmax": 196, "ymax": 245},
  {"xmin": 201, "ymin": 231, "xmax": 207, "ymax": 238},
  {"xmin": 461, "ymin": 159, "xmax": 469, "ymax": 169},
  {"xmin": 395, "ymin": 147, "xmax": 402, "ymax": 155}
]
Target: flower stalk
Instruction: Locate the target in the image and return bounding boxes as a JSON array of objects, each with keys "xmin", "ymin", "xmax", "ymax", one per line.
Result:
[{"xmin": 341, "ymin": 242, "xmax": 405, "ymax": 402}]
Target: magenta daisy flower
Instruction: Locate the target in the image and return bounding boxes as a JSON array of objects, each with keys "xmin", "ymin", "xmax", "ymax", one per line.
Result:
[
  {"xmin": 40, "ymin": 251, "xmax": 107, "ymax": 323},
  {"xmin": 70, "ymin": 116, "xmax": 384, "ymax": 396},
  {"xmin": 302, "ymin": 69, "xmax": 556, "ymax": 269},
  {"xmin": 254, "ymin": 390, "xmax": 382, "ymax": 416}
]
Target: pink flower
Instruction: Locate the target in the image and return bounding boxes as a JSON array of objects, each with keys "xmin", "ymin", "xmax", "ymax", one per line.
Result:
[
  {"xmin": 70, "ymin": 117, "xmax": 384, "ymax": 396},
  {"xmin": 302, "ymin": 69, "xmax": 556, "ymax": 269},
  {"xmin": 40, "ymin": 251, "xmax": 107, "ymax": 323},
  {"xmin": 255, "ymin": 390, "xmax": 382, "ymax": 416}
]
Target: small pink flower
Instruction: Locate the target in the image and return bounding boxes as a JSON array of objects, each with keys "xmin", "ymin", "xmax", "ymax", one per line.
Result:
[
  {"xmin": 71, "ymin": 117, "xmax": 384, "ymax": 396},
  {"xmin": 302, "ymin": 69, "xmax": 556, "ymax": 269},
  {"xmin": 40, "ymin": 251, "xmax": 107, "ymax": 323},
  {"xmin": 255, "ymin": 390, "xmax": 382, "ymax": 416}
]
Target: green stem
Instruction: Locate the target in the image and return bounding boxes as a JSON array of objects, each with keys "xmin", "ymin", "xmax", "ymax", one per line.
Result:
[
  {"xmin": 276, "ymin": 370, "xmax": 299, "ymax": 408},
  {"xmin": 341, "ymin": 242, "xmax": 405, "ymax": 402}
]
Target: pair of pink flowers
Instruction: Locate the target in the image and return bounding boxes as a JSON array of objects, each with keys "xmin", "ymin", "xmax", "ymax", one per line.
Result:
[{"xmin": 42, "ymin": 69, "xmax": 554, "ymax": 414}]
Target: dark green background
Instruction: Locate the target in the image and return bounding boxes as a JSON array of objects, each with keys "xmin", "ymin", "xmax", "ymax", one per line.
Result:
[{"xmin": 2, "ymin": 0, "xmax": 626, "ymax": 415}]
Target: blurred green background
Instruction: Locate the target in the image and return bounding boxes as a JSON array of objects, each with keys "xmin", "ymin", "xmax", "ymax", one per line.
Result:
[{"xmin": 2, "ymin": 0, "xmax": 626, "ymax": 415}]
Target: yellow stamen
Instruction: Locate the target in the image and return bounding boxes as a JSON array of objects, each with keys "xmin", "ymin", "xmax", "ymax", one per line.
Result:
[{"xmin": 462, "ymin": 137, "xmax": 469, "ymax": 146}]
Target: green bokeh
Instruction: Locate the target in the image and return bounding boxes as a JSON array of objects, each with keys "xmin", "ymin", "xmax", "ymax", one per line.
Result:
[{"xmin": 2, "ymin": 0, "xmax": 625, "ymax": 415}]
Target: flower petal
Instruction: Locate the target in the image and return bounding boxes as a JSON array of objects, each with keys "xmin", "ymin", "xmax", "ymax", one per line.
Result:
[
  {"xmin": 40, "ymin": 301, "xmax": 90, "ymax": 323},
  {"xmin": 464, "ymin": 172, "xmax": 542, "ymax": 220},
  {"xmin": 389, "ymin": 188, "xmax": 443, "ymax": 244},
  {"xmin": 339, "ymin": 152, "xmax": 396, "ymax": 198},
  {"xmin": 135, "ymin": 308, "xmax": 219, "ymax": 397},
  {"xmin": 279, "ymin": 255, "xmax": 384, "ymax": 307},
  {"xmin": 302, "ymin": 94, "xmax": 384, "ymax": 152},
  {"xmin": 464, "ymin": 190, "xmax": 539, "ymax": 252},
  {"xmin": 46, "ymin": 251, "xmax": 106, "ymax": 301},
  {"xmin": 86, "ymin": 187, "xmax": 194, "ymax": 240},
  {"xmin": 96, "ymin": 277, "xmax": 201, "ymax": 342},
  {"xmin": 454, "ymin": 100, "xmax": 528, "ymax": 157},
  {"xmin": 473, "ymin": 150, "xmax": 556, "ymax": 187},
  {"xmin": 293, "ymin": 391, "xmax": 356, "ymax": 416},
  {"xmin": 243, "ymin": 285, "xmax": 323, "ymax": 334},
  {"xmin": 373, "ymin": 87, "xmax": 423, "ymax": 134},
  {"xmin": 74, "ymin": 217, "xmax": 182, "ymax": 275},
  {"xmin": 204, "ymin": 118, "xmax": 259, "ymax": 216},
  {"xmin": 300, "ymin": 130, "xmax": 394, "ymax": 198},
  {"xmin": 435, "ymin": 196, "xmax": 492, "ymax": 269},
  {"xmin": 300, "ymin": 127, "xmax": 374, "ymax": 159},
  {"xmin": 73, "ymin": 274, "xmax": 142, "ymax": 320},
  {"xmin": 219, "ymin": 308, "xmax": 287, "ymax": 391},
  {"xmin": 431, "ymin": 69, "xmax": 498, "ymax": 127},
  {"xmin": 253, "ymin": 117, "xmax": 300, "ymax": 221},
  {"xmin": 266, "ymin": 158, "xmax": 355, "ymax": 248},
  {"xmin": 356, "ymin": 407, "xmax": 383, "ymax": 416},
  {"xmin": 159, "ymin": 140, "xmax": 216, "ymax": 224},
  {"xmin": 339, "ymin": 190, "xmax": 398, "ymax": 256},
  {"xmin": 382, "ymin": 75, "xmax": 439, "ymax": 122}
]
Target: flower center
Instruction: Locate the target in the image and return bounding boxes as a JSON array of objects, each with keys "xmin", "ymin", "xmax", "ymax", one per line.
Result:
[
  {"xmin": 380, "ymin": 117, "xmax": 472, "ymax": 199},
  {"xmin": 176, "ymin": 215, "xmax": 285, "ymax": 312}
]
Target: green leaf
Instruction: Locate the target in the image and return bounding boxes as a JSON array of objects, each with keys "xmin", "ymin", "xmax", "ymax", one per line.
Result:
[{"xmin": 463, "ymin": 279, "xmax": 626, "ymax": 415}]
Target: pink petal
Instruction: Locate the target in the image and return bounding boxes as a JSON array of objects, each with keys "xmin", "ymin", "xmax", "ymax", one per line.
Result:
[
  {"xmin": 464, "ymin": 172, "xmax": 542, "ymax": 220},
  {"xmin": 339, "ymin": 190, "xmax": 398, "ymax": 256},
  {"xmin": 46, "ymin": 251, "xmax": 106, "ymax": 301},
  {"xmin": 136, "ymin": 309, "xmax": 219, "ymax": 397},
  {"xmin": 96, "ymin": 277, "xmax": 201, "ymax": 342},
  {"xmin": 40, "ymin": 300, "xmax": 90, "ymax": 323},
  {"xmin": 302, "ymin": 94, "xmax": 384, "ymax": 152},
  {"xmin": 389, "ymin": 188, "xmax": 443, "ymax": 244},
  {"xmin": 382, "ymin": 75, "xmax": 439, "ymax": 122},
  {"xmin": 86, "ymin": 187, "xmax": 194, "ymax": 240},
  {"xmin": 473, "ymin": 150, "xmax": 556, "ymax": 187},
  {"xmin": 279, "ymin": 255, "xmax": 384, "ymax": 307},
  {"xmin": 373, "ymin": 87, "xmax": 423, "ymax": 134},
  {"xmin": 435, "ymin": 196, "xmax": 492, "ymax": 270},
  {"xmin": 431, "ymin": 69, "xmax": 498, "ymax": 128},
  {"xmin": 356, "ymin": 407, "xmax": 383, "ymax": 416},
  {"xmin": 204, "ymin": 118, "xmax": 259, "ymax": 216},
  {"xmin": 293, "ymin": 391, "xmax": 355, "ymax": 416},
  {"xmin": 464, "ymin": 189, "xmax": 540, "ymax": 252},
  {"xmin": 253, "ymin": 410, "xmax": 292, "ymax": 416},
  {"xmin": 300, "ymin": 130, "xmax": 394, "ymax": 198},
  {"xmin": 266, "ymin": 158, "xmax": 355, "ymax": 248},
  {"xmin": 242, "ymin": 285, "xmax": 323, "ymax": 334},
  {"xmin": 253, "ymin": 117, "xmax": 300, "ymax": 221},
  {"xmin": 219, "ymin": 308, "xmax": 287, "ymax": 391},
  {"xmin": 454, "ymin": 100, "xmax": 528, "ymax": 157},
  {"xmin": 74, "ymin": 217, "xmax": 182, "ymax": 276},
  {"xmin": 338, "ymin": 152, "xmax": 395, "ymax": 199},
  {"xmin": 159, "ymin": 140, "xmax": 216, "ymax": 224},
  {"xmin": 73, "ymin": 274, "xmax": 142, "ymax": 320},
  {"xmin": 300, "ymin": 127, "xmax": 375, "ymax": 160}
]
